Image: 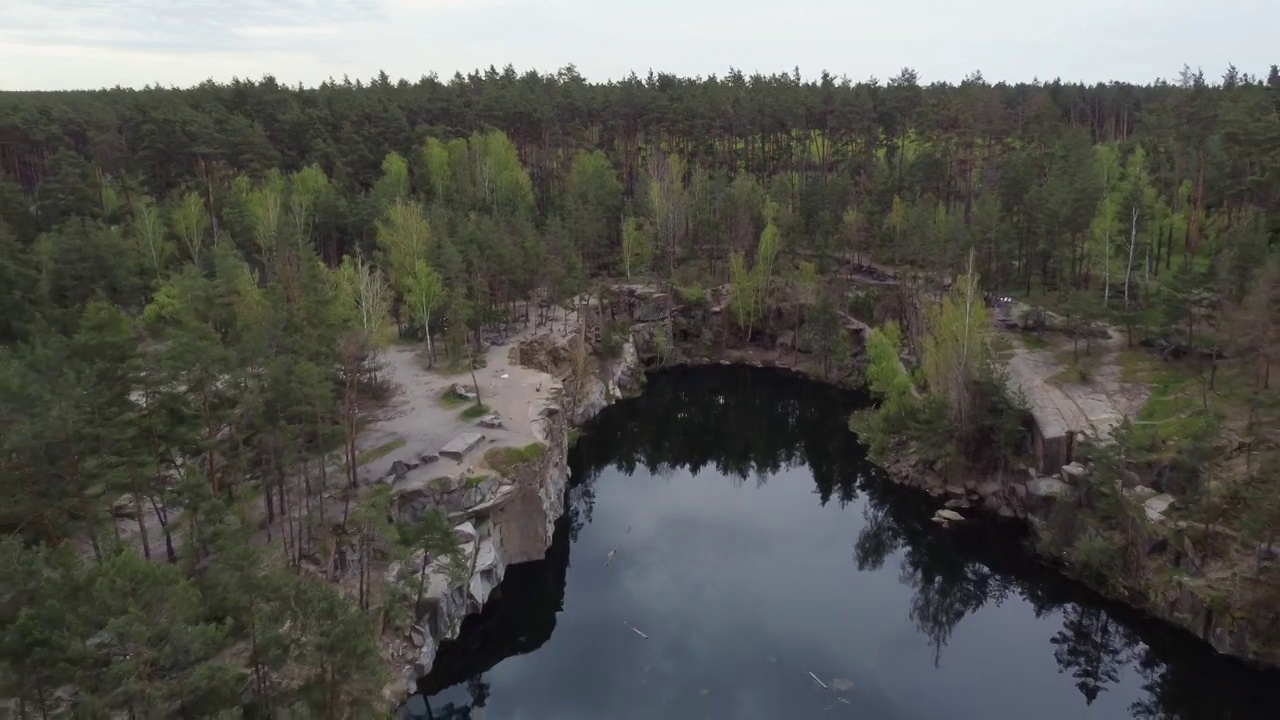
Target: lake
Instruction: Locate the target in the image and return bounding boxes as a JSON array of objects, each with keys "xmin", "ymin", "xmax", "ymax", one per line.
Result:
[{"xmin": 406, "ymin": 366, "xmax": 1278, "ymax": 719}]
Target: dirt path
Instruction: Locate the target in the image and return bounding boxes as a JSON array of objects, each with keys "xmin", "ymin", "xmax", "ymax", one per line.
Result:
[
  {"xmin": 363, "ymin": 330, "xmax": 558, "ymax": 481},
  {"xmin": 1003, "ymin": 328, "xmax": 1149, "ymax": 443},
  {"xmin": 358, "ymin": 309, "xmax": 573, "ymax": 486},
  {"xmin": 113, "ymin": 307, "xmax": 576, "ymax": 563}
]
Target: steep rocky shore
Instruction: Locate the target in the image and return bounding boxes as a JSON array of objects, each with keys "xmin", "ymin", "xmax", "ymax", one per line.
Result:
[
  {"xmin": 386, "ymin": 282, "xmax": 1274, "ymax": 702},
  {"xmin": 378, "ymin": 317, "xmax": 646, "ymax": 698},
  {"xmin": 590, "ymin": 283, "xmax": 1278, "ymax": 668},
  {"xmin": 877, "ymin": 449, "xmax": 1277, "ymax": 666}
]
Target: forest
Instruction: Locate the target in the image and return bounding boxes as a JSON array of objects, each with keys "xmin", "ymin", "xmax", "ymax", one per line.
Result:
[{"xmin": 1, "ymin": 64, "xmax": 1279, "ymax": 717}]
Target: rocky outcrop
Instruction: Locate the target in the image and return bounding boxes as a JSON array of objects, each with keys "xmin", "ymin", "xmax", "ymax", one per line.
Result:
[
  {"xmin": 879, "ymin": 448, "xmax": 1278, "ymax": 667},
  {"xmin": 567, "ymin": 336, "xmax": 643, "ymax": 426},
  {"xmin": 598, "ymin": 283, "xmax": 867, "ymax": 386},
  {"xmin": 386, "ymin": 333, "xmax": 643, "ymax": 689}
]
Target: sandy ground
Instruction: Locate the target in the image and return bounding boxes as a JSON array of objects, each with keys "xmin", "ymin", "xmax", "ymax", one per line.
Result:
[
  {"xmin": 1003, "ymin": 328, "xmax": 1150, "ymax": 442},
  {"xmin": 359, "ymin": 319, "xmax": 564, "ymax": 486},
  {"xmin": 113, "ymin": 306, "xmax": 577, "ymax": 561}
]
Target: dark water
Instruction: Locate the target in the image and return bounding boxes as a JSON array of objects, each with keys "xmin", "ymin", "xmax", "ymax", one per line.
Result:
[{"xmin": 408, "ymin": 367, "xmax": 1278, "ymax": 719}]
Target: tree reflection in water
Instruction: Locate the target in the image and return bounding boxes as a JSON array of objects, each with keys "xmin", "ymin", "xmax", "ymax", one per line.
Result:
[{"xmin": 413, "ymin": 366, "xmax": 1278, "ymax": 720}]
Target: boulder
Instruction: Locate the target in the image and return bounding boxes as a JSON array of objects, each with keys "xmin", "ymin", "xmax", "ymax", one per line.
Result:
[
  {"xmin": 440, "ymin": 432, "xmax": 485, "ymax": 460},
  {"xmin": 456, "ymin": 483, "xmax": 518, "ymax": 517},
  {"xmin": 1060, "ymin": 462, "xmax": 1088, "ymax": 484},
  {"xmin": 932, "ymin": 509, "xmax": 966, "ymax": 525},
  {"xmin": 111, "ymin": 494, "xmax": 142, "ymax": 519},
  {"xmin": 976, "ymin": 480, "xmax": 1002, "ymax": 498},
  {"xmin": 1125, "ymin": 485, "xmax": 1158, "ymax": 502},
  {"xmin": 452, "ymin": 383, "xmax": 477, "ymax": 401},
  {"xmin": 420, "ymin": 452, "xmax": 440, "ymax": 465},
  {"xmin": 1122, "ymin": 469, "xmax": 1142, "ymax": 489},
  {"xmin": 1025, "ymin": 477, "xmax": 1070, "ymax": 515},
  {"xmin": 625, "ymin": 288, "xmax": 672, "ymax": 323},
  {"xmin": 945, "ymin": 485, "xmax": 966, "ymax": 498},
  {"xmin": 944, "ymin": 498, "xmax": 970, "ymax": 510},
  {"xmin": 453, "ymin": 521, "xmax": 478, "ymax": 544},
  {"xmin": 477, "ymin": 413, "xmax": 504, "ymax": 429},
  {"xmin": 1144, "ymin": 493, "xmax": 1176, "ymax": 523},
  {"xmin": 997, "ymin": 504, "xmax": 1017, "ymax": 519},
  {"xmin": 389, "ymin": 460, "xmax": 411, "ymax": 479},
  {"xmin": 1027, "ymin": 477, "xmax": 1069, "ymax": 498}
]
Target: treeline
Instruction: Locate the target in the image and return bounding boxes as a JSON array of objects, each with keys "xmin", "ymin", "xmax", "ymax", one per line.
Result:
[{"xmin": 2, "ymin": 64, "xmax": 1279, "ymax": 294}]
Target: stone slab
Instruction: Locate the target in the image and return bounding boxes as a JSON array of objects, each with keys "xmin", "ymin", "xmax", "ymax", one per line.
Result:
[{"xmin": 440, "ymin": 432, "xmax": 485, "ymax": 460}]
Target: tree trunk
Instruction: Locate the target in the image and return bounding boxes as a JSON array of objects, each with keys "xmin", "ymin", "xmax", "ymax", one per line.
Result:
[
  {"xmin": 468, "ymin": 342, "xmax": 483, "ymax": 406},
  {"xmin": 149, "ymin": 496, "xmax": 176, "ymax": 563},
  {"xmin": 1124, "ymin": 207, "xmax": 1138, "ymax": 308},
  {"xmin": 131, "ymin": 481, "xmax": 150, "ymax": 561},
  {"xmin": 424, "ymin": 311, "xmax": 434, "ymax": 368},
  {"xmin": 1103, "ymin": 232, "xmax": 1110, "ymax": 307},
  {"xmin": 414, "ymin": 549, "xmax": 431, "ymax": 617}
]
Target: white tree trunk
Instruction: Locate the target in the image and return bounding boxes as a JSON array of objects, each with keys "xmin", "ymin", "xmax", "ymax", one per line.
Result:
[
  {"xmin": 1124, "ymin": 207, "xmax": 1138, "ymax": 308},
  {"xmin": 1103, "ymin": 232, "xmax": 1111, "ymax": 307},
  {"xmin": 424, "ymin": 308, "xmax": 434, "ymax": 367}
]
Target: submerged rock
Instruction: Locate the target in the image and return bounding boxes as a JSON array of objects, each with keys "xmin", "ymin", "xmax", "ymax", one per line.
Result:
[
  {"xmin": 829, "ymin": 677, "xmax": 856, "ymax": 694},
  {"xmin": 932, "ymin": 508, "xmax": 966, "ymax": 525}
]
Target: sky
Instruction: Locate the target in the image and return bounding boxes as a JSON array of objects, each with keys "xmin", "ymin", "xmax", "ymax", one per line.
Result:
[{"xmin": 0, "ymin": 0, "xmax": 1274, "ymax": 91}]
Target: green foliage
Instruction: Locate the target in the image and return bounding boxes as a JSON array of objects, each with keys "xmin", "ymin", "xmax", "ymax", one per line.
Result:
[
  {"xmin": 484, "ymin": 443, "xmax": 547, "ymax": 477},
  {"xmin": 436, "ymin": 386, "xmax": 469, "ymax": 408},
  {"xmin": 728, "ymin": 199, "xmax": 782, "ymax": 340},
  {"xmin": 355, "ymin": 438, "xmax": 407, "ymax": 467},
  {"xmin": 620, "ymin": 214, "xmax": 652, "ymax": 280},
  {"xmin": 3, "ymin": 66, "xmax": 1280, "ymax": 714},
  {"xmin": 564, "ymin": 150, "xmax": 623, "ymax": 270},
  {"xmin": 921, "ymin": 257, "xmax": 992, "ymax": 428},
  {"xmin": 852, "ymin": 322, "xmax": 947, "ymax": 459},
  {"xmin": 459, "ymin": 402, "xmax": 490, "ymax": 420},
  {"xmin": 1070, "ymin": 533, "xmax": 1128, "ymax": 595},
  {"xmin": 673, "ymin": 280, "xmax": 707, "ymax": 305},
  {"xmin": 600, "ymin": 318, "xmax": 632, "ymax": 359}
]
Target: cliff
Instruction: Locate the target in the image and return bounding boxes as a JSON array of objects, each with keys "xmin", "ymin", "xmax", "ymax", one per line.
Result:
[
  {"xmin": 380, "ymin": 319, "xmax": 644, "ymax": 697},
  {"xmin": 879, "ymin": 445, "xmax": 1279, "ymax": 667}
]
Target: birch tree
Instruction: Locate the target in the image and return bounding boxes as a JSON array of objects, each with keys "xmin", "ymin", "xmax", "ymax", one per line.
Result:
[
  {"xmin": 645, "ymin": 152, "xmax": 688, "ymax": 278},
  {"xmin": 404, "ymin": 260, "xmax": 446, "ymax": 366},
  {"xmin": 921, "ymin": 251, "xmax": 991, "ymax": 429},
  {"xmin": 375, "ymin": 200, "xmax": 433, "ymax": 286},
  {"xmin": 131, "ymin": 199, "xmax": 172, "ymax": 280},
  {"xmin": 1089, "ymin": 145, "xmax": 1122, "ymax": 306},
  {"xmin": 171, "ymin": 191, "xmax": 209, "ymax": 264},
  {"xmin": 620, "ymin": 215, "xmax": 651, "ymax": 280},
  {"xmin": 335, "ymin": 254, "xmax": 393, "ymax": 347},
  {"xmin": 372, "ymin": 151, "xmax": 411, "ymax": 208}
]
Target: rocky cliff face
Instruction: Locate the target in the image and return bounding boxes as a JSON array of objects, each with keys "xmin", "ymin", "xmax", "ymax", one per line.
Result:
[
  {"xmin": 389, "ymin": 284, "xmax": 1276, "ymax": 690},
  {"xmin": 385, "ymin": 331, "xmax": 644, "ymax": 692},
  {"xmin": 597, "ymin": 283, "xmax": 867, "ymax": 385},
  {"xmin": 879, "ymin": 450, "xmax": 1279, "ymax": 667}
]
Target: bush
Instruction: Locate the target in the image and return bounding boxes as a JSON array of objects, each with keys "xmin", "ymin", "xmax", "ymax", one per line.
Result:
[
  {"xmin": 600, "ymin": 319, "xmax": 631, "ymax": 359},
  {"xmin": 484, "ymin": 443, "xmax": 547, "ymax": 477},
  {"xmin": 1070, "ymin": 533, "xmax": 1126, "ymax": 594},
  {"xmin": 459, "ymin": 403, "xmax": 489, "ymax": 420}
]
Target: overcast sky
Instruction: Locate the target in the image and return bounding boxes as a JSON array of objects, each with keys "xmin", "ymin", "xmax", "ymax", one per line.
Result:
[{"xmin": 0, "ymin": 0, "xmax": 1274, "ymax": 91}]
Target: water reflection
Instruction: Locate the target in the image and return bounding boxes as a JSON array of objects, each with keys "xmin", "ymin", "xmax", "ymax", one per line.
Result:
[{"xmin": 409, "ymin": 366, "xmax": 1278, "ymax": 719}]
